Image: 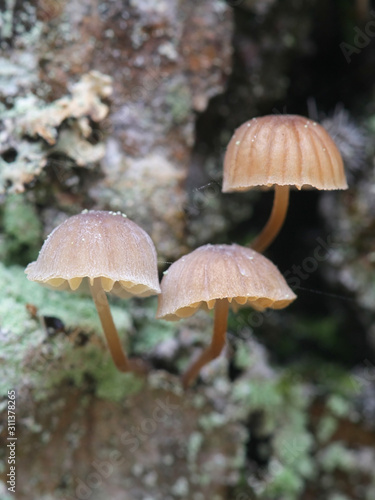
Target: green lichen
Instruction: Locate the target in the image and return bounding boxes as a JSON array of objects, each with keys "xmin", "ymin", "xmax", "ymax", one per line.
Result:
[
  {"xmin": 287, "ymin": 359, "xmax": 358, "ymax": 397},
  {"xmin": 187, "ymin": 432, "xmax": 204, "ymax": 467},
  {"xmin": 0, "ymin": 0, "xmax": 16, "ymax": 40},
  {"xmin": 171, "ymin": 477, "xmax": 190, "ymax": 496},
  {"xmin": 367, "ymin": 115, "xmax": 375, "ymax": 134},
  {"xmin": 1, "ymin": 193, "xmax": 43, "ymax": 265},
  {"xmin": 133, "ymin": 309, "xmax": 178, "ymax": 355},
  {"xmin": 366, "ymin": 484, "xmax": 375, "ymax": 500},
  {"xmin": 263, "ymin": 462, "xmax": 305, "ymax": 500},
  {"xmin": 27, "ymin": 336, "xmax": 144, "ymax": 403},
  {"xmin": 328, "ymin": 494, "xmax": 351, "ymax": 500},
  {"xmin": 165, "ymin": 83, "xmax": 192, "ymax": 124},
  {"xmin": 230, "ymin": 368, "xmax": 315, "ymax": 499},
  {"xmin": 0, "ymin": 72, "xmax": 112, "ymax": 193},
  {"xmin": 317, "ymin": 415, "xmax": 338, "ymax": 443},
  {"xmin": 0, "ymin": 481, "xmax": 14, "ymax": 500},
  {"xmin": 0, "ymin": 262, "xmax": 142, "ymax": 402},
  {"xmin": 326, "ymin": 394, "xmax": 352, "ymax": 418},
  {"xmin": 318, "ymin": 442, "xmax": 355, "ymax": 472},
  {"xmin": 96, "ymin": 366, "xmax": 145, "ymax": 402},
  {"xmin": 232, "ymin": 377, "xmax": 284, "ymax": 412},
  {"xmin": 0, "ymin": 53, "xmax": 38, "ymax": 97},
  {"xmin": 233, "ymin": 340, "xmax": 254, "ymax": 370},
  {"xmin": 198, "ymin": 411, "xmax": 227, "ymax": 431}
]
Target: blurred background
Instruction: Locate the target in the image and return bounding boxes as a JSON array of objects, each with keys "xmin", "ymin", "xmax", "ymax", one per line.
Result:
[{"xmin": 0, "ymin": 1, "xmax": 375, "ymax": 499}]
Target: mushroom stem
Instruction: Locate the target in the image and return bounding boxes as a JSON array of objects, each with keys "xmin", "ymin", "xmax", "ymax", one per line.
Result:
[
  {"xmin": 251, "ymin": 185, "xmax": 290, "ymax": 253},
  {"xmin": 90, "ymin": 278, "xmax": 131, "ymax": 372},
  {"xmin": 182, "ymin": 298, "xmax": 230, "ymax": 389}
]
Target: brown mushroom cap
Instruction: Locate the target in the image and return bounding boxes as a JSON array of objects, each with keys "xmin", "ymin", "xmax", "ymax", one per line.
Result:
[
  {"xmin": 223, "ymin": 114, "xmax": 348, "ymax": 192},
  {"xmin": 156, "ymin": 244, "xmax": 296, "ymax": 321},
  {"xmin": 25, "ymin": 210, "xmax": 161, "ymax": 298}
]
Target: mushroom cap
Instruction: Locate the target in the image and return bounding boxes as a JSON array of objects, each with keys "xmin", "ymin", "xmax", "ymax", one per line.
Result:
[
  {"xmin": 25, "ymin": 210, "xmax": 161, "ymax": 298},
  {"xmin": 223, "ymin": 114, "xmax": 348, "ymax": 192},
  {"xmin": 156, "ymin": 244, "xmax": 296, "ymax": 321}
]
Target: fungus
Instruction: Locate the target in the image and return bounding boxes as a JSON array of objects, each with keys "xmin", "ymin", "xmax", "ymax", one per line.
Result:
[
  {"xmin": 156, "ymin": 244, "xmax": 296, "ymax": 388},
  {"xmin": 222, "ymin": 115, "xmax": 348, "ymax": 253},
  {"xmin": 25, "ymin": 210, "xmax": 160, "ymax": 373}
]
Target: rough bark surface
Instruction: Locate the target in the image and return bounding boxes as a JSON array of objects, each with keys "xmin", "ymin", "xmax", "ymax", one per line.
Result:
[{"xmin": 1, "ymin": 1, "xmax": 375, "ymax": 500}]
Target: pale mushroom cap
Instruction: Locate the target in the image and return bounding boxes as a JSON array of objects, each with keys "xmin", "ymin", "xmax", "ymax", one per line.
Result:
[
  {"xmin": 223, "ymin": 114, "xmax": 348, "ymax": 192},
  {"xmin": 25, "ymin": 210, "xmax": 161, "ymax": 298},
  {"xmin": 156, "ymin": 244, "xmax": 296, "ymax": 321}
]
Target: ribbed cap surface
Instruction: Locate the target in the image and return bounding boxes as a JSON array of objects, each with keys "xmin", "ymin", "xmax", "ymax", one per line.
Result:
[
  {"xmin": 157, "ymin": 244, "xmax": 296, "ymax": 321},
  {"xmin": 223, "ymin": 115, "xmax": 347, "ymax": 192},
  {"xmin": 25, "ymin": 210, "xmax": 161, "ymax": 298}
]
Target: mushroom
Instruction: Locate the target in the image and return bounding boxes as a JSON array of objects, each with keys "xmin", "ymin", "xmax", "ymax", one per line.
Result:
[
  {"xmin": 25, "ymin": 210, "xmax": 160, "ymax": 373},
  {"xmin": 156, "ymin": 244, "xmax": 296, "ymax": 388},
  {"xmin": 222, "ymin": 115, "xmax": 348, "ymax": 253}
]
